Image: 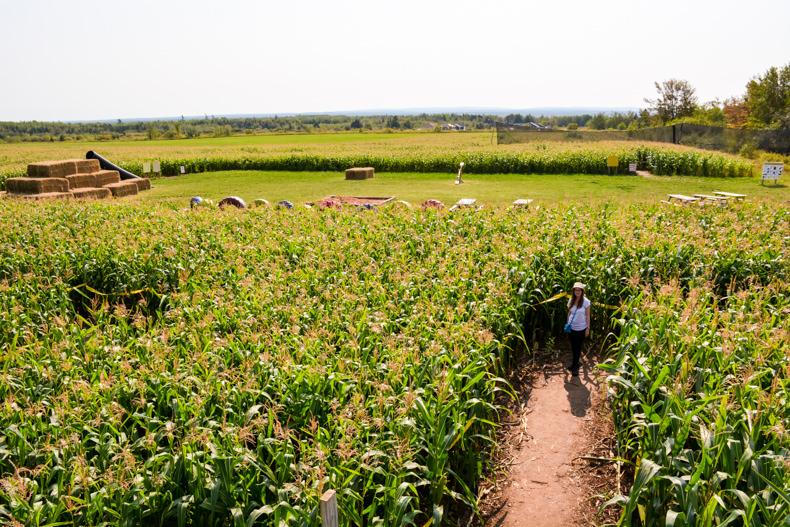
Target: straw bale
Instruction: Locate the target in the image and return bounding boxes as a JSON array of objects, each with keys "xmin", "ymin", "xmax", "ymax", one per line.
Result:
[
  {"xmin": 7, "ymin": 192, "xmax": 73, "ymax": 202},
  {"xmin": 104, "ymin": 180, "xmax": 139, "ymax": 197},
  {"xmin": 7, "ymin": 177, "xmax": 69, "ymax": 194},
  {"xmin": 345, "ymin": 167, "xmax": 375, "ymax": 180},
  {"xmin": 27, "ymin": 160, "xmax": 78, "ymax": 178},
  {"xmin": 74, "ymin": 159, "xmax": 101, "ymax": 174},
  {"xmin": 132, "ymin": 177, "xmax": 151, "ymax": 191},
  {"xmin": 71, "ymin": 187, "xmax": 112, "ymax": 200},
  {"xmin": 93, "ymin": 170, "xmax": 121, "ymax": 186},
  {"xmin": 66, "ymin": 173, "xmax": 98, "ymax": 189}
]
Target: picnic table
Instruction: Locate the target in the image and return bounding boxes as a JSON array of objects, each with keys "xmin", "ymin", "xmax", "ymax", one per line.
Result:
[
  {"xmin": 512, "ymin": 198, "xmax": 533, "ymax": 210},
  {"xmin": 448, "ymin": 198, "xmax": 478, "ymax": 211},
  {"xmin": 693, "ymin": 194, "xmax": 730, "ymax": 207},
  {"xmin": 665, "ymin": 194, "xmax": 699, "ymax": 206},
  {"xmin": 713, "ymin": 191, "xmax": 746, "ymax": 201}
]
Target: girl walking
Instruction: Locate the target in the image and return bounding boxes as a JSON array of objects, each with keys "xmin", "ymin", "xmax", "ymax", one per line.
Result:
[{"xmin": 567, "ymin": 282, "xmax": 591, "ymax": 376}]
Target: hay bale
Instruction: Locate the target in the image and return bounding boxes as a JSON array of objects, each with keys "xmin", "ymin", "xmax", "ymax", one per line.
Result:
[
  {"xmin": 7, "ymin": 191, "xmax": 73, "ymax": 202},
  {"xmin": 345, "ymin": 167, "xmax": 375, "ymax": 180},
  {"xmin": 93, "ymin": 170, "xmax": 121, "ymax": 187},
  {"xmin": 7, "ymin": 177, "xmax": 69, "ymax": 194},
  {"xmin": 75, "ymin": 159, "xmax": 101, "ymax": 174},
  {"xmin": 71, "ymin": 187, "xmax": 112, "ymax": 200},
  {"xmin": 27, "ymin": 160, "xmax": 78, "ymax": 178},
  {"xmin": 66, "ymin": 173, "xmax": 98, "ymax": 190},
  {"xmin": 132, "ymin": 178, "xmax": 151, "ymax": 191},
  {"xmin": 103, "ymin": 180, "xmax": 139, "ymax": 198}
]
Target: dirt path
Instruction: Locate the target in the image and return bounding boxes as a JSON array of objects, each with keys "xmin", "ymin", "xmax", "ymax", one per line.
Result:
[{"xmin": 480, "ymin": 347, "xmax": 616, "ymax": 526}]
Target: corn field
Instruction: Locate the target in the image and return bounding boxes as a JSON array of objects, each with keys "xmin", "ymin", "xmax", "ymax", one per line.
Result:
[
  {"xmin": 0, "ymin": 137, "xmax": 753, "ymax": 190},
  {"xmin": 0, "ymin": 200, "xmax": 788, "ymax": 526}
]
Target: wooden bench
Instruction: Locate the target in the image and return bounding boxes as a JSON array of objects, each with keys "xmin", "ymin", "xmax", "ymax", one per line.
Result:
[
  {"xmin": 693, "ymin": 194, "xmax": 730, "ymax": 208},
  {"xmin": 713, "ymin": 191, "xmax": 746, "ymax": 201},
  {"xmin": 667, "ymin": 194, "xmax": 699, "ymax": 206},
  {"xmin": 512, "ymin": 199, "xmax": 534, "ymax": 210}
]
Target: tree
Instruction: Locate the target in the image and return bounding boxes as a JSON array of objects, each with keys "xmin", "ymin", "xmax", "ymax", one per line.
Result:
[
  {"xmin": 588, "ymin": 114, "xmax": 606, "ymax": 130},
  {"xmin": 723, "ymin": 97, "xmax": 749, "ymax": 128},
  {"xmin": 745, "ymin": 63, "xmax": 790, "ymax": 129},
  {"xmin": 688, "ymin": 101, "xmax": 726, "ymax": 127},
  {"xmin": 350, "ymin": 118, "xmax": 362, "ymax": 129},
  {"xmin": 644, "ymin": 79, "xmax": 698, "ymax": 122}
]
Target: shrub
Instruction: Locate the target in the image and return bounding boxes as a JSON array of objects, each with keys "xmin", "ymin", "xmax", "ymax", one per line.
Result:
[{"xmin": 739, "ymin": 141, "xmax": 758, "ymax": 159}]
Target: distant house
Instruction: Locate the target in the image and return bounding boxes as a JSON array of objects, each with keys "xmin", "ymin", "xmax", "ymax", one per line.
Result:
[{"xmin": 421, "ymin": 122, "xmax": 466, "ymax": 131}]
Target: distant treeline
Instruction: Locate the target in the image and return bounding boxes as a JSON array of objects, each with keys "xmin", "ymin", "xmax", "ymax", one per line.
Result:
[
  {"xmin": 0, "ymin": 114, "xmax": 492, "ymax": 143},
  {"xmin": 0, "ymin": 111, "xmax": 651, "ymax": 143}
]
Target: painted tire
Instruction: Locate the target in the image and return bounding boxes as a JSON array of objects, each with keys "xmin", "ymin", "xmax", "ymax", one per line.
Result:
[
  {"xmin": 421, "ymin": 199, "xmax": 444, "ymax": 210},
  {"xmin": 316, "ymin": 199, "xmax": 341, "ymax": 211},
  {"xmin": 218, "ymin": 196, "xmax": 247, "ymax": 209}
]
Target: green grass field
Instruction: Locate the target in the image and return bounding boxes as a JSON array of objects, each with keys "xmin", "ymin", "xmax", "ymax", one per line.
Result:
[{"xmin": 133, "ymin": 169, "xmax": 789, "ymax": 208}]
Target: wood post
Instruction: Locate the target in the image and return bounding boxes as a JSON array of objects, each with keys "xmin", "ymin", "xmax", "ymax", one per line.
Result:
[{"xmin": 320, "ymin": 490, "xmax": 338, "ymax": 527}]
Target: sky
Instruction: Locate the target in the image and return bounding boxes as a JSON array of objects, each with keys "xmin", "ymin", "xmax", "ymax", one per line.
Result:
[{"xmin": 1, "ymin": 0, "xmax": 788, "ymax": 122}]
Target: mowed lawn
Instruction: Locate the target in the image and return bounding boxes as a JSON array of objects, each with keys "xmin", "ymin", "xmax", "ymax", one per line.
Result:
[{"xmin": 131, "ymin": 169, "xmax": 789, "ymax": 208}]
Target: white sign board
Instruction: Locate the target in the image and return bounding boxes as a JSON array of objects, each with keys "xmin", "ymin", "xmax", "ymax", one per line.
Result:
[
  {"xmin": 180, "ymin": 166, "xmax": 186, "ymax": 174},
  {"xmin": 629, "ymin": 163, "xmax": 637, "ymax": 172},
  {"xmin": 143, "ymin": 162, "xmax": 151, "ymax": 173},
  {"xmin": 762, "ymin": 162, "xmax": 783, "ymax": 181},
  {"xmin": 152, "ymin": 161, "xmax": 161, "ymax": 173}
]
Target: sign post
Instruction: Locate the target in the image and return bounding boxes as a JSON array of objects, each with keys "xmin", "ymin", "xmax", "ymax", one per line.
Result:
[
  {"xmin": 320, "ymin": 490, "xmax": 338, "ymax": 527},
  {"xmin": 607, "ymin": 156, "xmax": 619, "ymax": 175}
]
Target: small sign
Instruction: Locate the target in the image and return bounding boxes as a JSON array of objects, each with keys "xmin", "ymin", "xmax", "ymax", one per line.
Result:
[
  {"xmin": 607, "ymin": 156, "xmax": 619, "ymax": 168},
  {"xmin": 762, "ymin": 162, "xmax": 783, "ymax": 181},
  {"xmin": 143, "ymin": 162, "xmax": 151, "ymax": 173},
  {"xmin": 180, "ymin": 166, "xmax": 186, "ymax": 174},
  {"xmin": 152, "ymin": 161, "xmax": 161, "ymax": 173},
  {"xmin": 629, "ymin": 163, "xmax": 637, "ymax": 172}
]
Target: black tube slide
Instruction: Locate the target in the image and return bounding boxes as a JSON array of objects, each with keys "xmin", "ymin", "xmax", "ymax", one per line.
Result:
[{"xmin": 86, "ymin": 151, "xmax": 140, "ymax": 180}]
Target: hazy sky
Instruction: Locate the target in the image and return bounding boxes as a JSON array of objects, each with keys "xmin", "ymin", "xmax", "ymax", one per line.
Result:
[{"xmin": 2, "ymin": 0, "xmax": 788, "ymax": 122}]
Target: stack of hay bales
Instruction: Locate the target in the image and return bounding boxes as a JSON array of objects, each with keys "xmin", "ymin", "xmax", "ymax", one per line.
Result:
[
  {"xmin": 5, "ymin": 159, "xmax": 151, "ymax": 201},
  {"xmin": 345, "ymin": 167, "xmax": 375, "ymax": 180}
]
